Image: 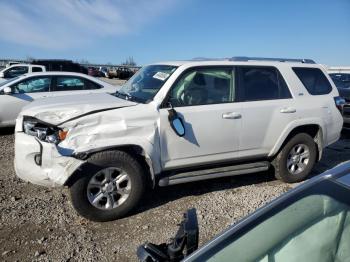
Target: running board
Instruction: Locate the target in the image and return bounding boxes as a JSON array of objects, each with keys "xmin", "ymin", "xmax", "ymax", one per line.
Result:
[{"xmin": 158, "ymin": 161, "xmax": 270, "ymax": 187}]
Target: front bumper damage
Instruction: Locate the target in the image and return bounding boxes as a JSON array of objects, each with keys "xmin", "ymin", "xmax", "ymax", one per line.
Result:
[{"xmin": 14, "ymin": 132, "xmax": 84, "ymax": 187}]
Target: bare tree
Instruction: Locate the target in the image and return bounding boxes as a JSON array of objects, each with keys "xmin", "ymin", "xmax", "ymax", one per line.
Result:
[{"xmin": 121, "ymin": 56, "xmax": 137, "ymax": 66}]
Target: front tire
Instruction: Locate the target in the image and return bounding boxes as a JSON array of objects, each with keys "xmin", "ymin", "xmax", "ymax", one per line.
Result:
[
  {"xmin": 70, "ymin": 150, "xmax": 146, "ymax": 222},
  {"xmin": 273, "ymin": 133, "xmax": 317, "ymax": 183}
]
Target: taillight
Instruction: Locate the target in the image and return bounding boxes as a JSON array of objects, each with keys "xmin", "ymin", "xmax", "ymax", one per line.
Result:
[{"xmin": 334, "ymin": 96, "xmax": 346, "ymax": 113}]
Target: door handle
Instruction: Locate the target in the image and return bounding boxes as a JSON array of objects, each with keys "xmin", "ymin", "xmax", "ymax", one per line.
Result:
[
  {"xmin": 280, "ymin": 107, "xmax": 296, "ymax": 113},
  {"xmin": 222, "ymin": 112, "xmax": 241, "ymax": 119}
]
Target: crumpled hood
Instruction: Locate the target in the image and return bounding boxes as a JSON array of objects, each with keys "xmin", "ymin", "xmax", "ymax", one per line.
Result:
[{"xmin": 20, "ymin": 93, "xmax": 137, "ymax": 125}]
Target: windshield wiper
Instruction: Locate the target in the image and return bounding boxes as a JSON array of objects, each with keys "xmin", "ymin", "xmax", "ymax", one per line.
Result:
[{"xmin": 115, "ymin": 90, "xmax": 132, "ymax": 100}]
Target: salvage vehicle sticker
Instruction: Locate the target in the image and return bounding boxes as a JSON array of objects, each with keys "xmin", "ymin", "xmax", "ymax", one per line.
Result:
[{"xmin": 153, "ymin": 72, "xmax": 170, "ymax": 81}]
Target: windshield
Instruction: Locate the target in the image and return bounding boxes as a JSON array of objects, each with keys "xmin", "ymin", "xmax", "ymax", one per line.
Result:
[
  {"xmin": 329, "ymin": 73, "xmax": 350, "ymax": 89},
  {"xmin": 116, "ymin": 64, "xmax": 177, "ymax": 103},
  {"xmin": 0, "ymin": 76, "xmax": 20, "ymax": 88}
]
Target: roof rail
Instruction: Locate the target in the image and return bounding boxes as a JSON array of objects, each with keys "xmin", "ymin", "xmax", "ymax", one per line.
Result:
[
  {"xmin": 229, "ymin": 56, "xmax": 316, "ymax": 64},
  {"xmin": 191, "ymin": 57, "xmax": 229, "ymax": 61}
]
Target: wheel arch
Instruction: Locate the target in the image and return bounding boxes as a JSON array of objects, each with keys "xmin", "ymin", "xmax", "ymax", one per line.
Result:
[
  {"xmin": 64, "ymin": 144, "xmax": 157, "ymax": 188},
  {"xmin": 270, "ymin": 124, "xmax": 324, "ymax": 161}
]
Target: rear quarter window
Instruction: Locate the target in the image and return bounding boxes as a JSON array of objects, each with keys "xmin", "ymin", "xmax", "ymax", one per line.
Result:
[{"xmin": 293, "ymin": 67, "xmax": 332, "ymax": 95}]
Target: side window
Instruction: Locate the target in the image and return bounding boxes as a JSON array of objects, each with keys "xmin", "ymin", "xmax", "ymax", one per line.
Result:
[
  {"xmin": 293, "ymin": 67, "xmax": 332, "ymax": 95},
  {"xmin": 54, "ymin": 76, "xmax": 85, "ymax": 91},
  {"xmin": 238, "ymin": 66, "xmax": 291, "ymax": 102},
  {"xmin": 85, "ymin": 79, "xmax": 102, "ymax": 90},
  {"xmin": 11, "ymin": 77, "xmax": 51, "ymax": 93},
  {"xmin": 32, "ymin": 67, "xmax": 43, "ymax": 72},
  {"xmin": 169, "ymin": 68, "xmax": 234, "ymax": 107},
  {"xmin": 4, "ymin": 66, "xmax": 29, "ymax": 78}
]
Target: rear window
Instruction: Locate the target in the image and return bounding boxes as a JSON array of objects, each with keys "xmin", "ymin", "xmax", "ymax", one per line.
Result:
[{"xmin": 293, "ymin": 67, "xmax": 332, "ymax": 95}]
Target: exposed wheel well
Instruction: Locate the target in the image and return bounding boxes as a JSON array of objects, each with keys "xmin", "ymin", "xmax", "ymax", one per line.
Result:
[
  {"xmin": 65, "ymin": 145, "xmax": 154, "ymax": 188},
  {"xmin": 277, "ymin": 124, "xmax": 322, "ymax": 161}
]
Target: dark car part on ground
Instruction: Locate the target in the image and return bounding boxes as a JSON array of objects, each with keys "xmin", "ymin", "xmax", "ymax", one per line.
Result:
[
  {"xmin": 137, "ymin": 208, "xmax": 199, "ymax": 262},
  {"xmin": 137, "ymin": 162, "xmax": 350, "ymax": 262}
]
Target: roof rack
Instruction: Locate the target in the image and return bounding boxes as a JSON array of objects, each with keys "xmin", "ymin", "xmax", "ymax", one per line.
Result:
[
  {"xmin": 191, "ymin": 57, "xmax": 229, "ymax": 61},
  {"xmin": 229, "ymin": 56, "xmax": 316, "ymax": 64}
]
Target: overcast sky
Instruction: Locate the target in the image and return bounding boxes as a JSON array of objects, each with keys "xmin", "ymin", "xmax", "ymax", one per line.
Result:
[{"xmin": 0, "ymin": 0, "xmax": 349, "ymax": 66}]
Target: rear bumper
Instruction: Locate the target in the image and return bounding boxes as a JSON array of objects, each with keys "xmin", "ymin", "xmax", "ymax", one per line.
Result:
[{"xmin": 14, "ymin": 132, "xmax": 84, "ymax": 187}]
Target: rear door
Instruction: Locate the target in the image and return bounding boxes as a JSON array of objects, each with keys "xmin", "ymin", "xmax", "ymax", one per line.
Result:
[
  {"xmin": 236, "ymin": 66, "xmax": 295, "ymax": 157},
  {"xmin": 0, "ymin": 76, "xmax": 52, "ymax": 125}
]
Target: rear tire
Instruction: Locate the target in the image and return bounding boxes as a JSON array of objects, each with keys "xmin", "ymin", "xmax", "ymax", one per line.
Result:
[
  {"xmin": 70, "ymin": 150, "xmax": 146, "ymax": 222},
  {"xmin": 273, "ymin": 133, "xmax": 317, "ymax": 183}
]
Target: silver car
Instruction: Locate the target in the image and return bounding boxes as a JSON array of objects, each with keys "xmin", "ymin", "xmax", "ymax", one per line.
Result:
[{"xmin": 0, "ymin": 72, "xmax": 118, "ymax": 127}]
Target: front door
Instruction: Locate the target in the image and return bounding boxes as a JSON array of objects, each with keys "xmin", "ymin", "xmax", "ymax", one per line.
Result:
[{"xmin": 159, "ymin": 67, "xmax": 241, "ymax": 170}]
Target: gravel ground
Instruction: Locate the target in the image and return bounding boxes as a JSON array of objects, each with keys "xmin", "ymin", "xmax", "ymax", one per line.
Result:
[
  {"xmin": 99, "ymin": 77, "xmax": 127, "ymax": 87},
  {"xmin": 1, "ymin": 127, "xmax": 350, "ymax": 261}
]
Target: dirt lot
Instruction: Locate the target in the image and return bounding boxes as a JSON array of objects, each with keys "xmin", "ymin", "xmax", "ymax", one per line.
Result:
[{"xmin": 1, "ymin": 128, "xmax": 350, "ymax": 261}]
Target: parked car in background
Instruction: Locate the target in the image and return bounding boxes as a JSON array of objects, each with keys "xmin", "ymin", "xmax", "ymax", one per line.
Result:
[
  {"xmin": 6, "ymin": 61, "xmax": 21, "ymax": 67},
  {"xmin": 0, "ymin": 64, "xmax": 46, "ymax": 81},
  {"xmin": 0, "ymin": 60, "xmax": 89, "ymax": 82},
  {"xmin": 328, "ymin": 67, "xmax": 350, "ymax": 129},
  {"xmin": 88, "ymin": 67, "xmax": 101, "ymax": 77},
  {"xmin": 117, "ymin": 67, "xmax": 134, "ymax": 80},
  {"xmin": 31, "ymin": 59, "xmax": 88, "ymax": 74},
  {"xmin": 107, "ymin": 67, "xmax": 118, "ymax": 79},
  {"xmin": 13, "ymin": 57, "xmax": 343, "ymax": 222},
  {"xmin": 138, "ymin": 162, "xmax": 350, "ymax": 262},
  {"xmin": 107, "ymin": 67, "xmax": 135, "ymax": 79},
  {"xmin": 99, "ymin": 67, "xmax": 108, "ymax": 78},
  {"xmin": 0, "ymin": 72, "xmax": 118, "ymax": 127}
]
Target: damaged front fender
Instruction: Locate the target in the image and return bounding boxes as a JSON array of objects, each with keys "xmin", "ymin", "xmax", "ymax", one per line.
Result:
[
  {"xmin": 58, "ymin": 103, "xmax": 162, "ymax": 186},
  {"xmin": 14, "ymin": 132, "xmax": 85, "ymax": 187}
]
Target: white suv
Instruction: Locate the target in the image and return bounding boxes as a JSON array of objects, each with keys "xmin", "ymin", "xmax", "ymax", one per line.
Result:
[{"xmin": 14, "ymin": 57, "xmax": 344, "ymax": 221}]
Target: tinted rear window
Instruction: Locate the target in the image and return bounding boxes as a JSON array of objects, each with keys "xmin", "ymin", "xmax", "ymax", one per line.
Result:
[
  {"xmin": 238, "ymin": 66, "xmax": 292, "ymax": 101},
  {"xmin": 293, "ymin": 67, "xmax": 332, "ymax": 95}
]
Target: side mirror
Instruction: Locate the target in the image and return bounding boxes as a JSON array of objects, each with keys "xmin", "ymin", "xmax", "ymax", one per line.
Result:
[
  {"xmin": 137, "ymin": 208, "xmax": 199, "ymax": 262},
  {"xmin": 168, "ymin": 108, "xmax": 185, "ymax": 137},
  {"xmin": 3, "ymin": 87, "xmax": 12, "ymax": 94}
]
